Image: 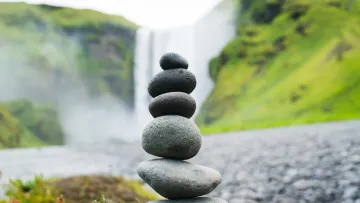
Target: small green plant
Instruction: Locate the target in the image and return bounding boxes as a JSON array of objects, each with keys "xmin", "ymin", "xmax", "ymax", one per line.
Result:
[
  {"xmin": 92, "ymin": 195, "xmax": 106, "ymax": 203},
  {"xmin": 3, "ymin": 175, "xmax": 58, "ymax": 203},
  {"xmin": 56, "ymin": 195, "xmax": 65, "ymax": 203}
]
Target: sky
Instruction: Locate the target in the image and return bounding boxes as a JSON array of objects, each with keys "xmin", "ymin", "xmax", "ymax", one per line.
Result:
[{"xmin": 2, "ymin": 0, "xmax": 222, "ymax": 28}]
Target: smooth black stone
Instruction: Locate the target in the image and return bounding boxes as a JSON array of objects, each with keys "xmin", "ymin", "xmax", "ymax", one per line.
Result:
[
  {"xmin": 149, "ymin": 92, "xmax": 196, "ymax": 118},
  {"xmin": 148, "ymin": 69, "xmax": 196, "ymax": 98},
  {"xmin": 160, "ymin": 53, "xmax": 189, "ymax": 70}
]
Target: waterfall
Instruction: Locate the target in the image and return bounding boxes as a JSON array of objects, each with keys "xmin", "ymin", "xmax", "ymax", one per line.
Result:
[
  {"xmin": 134, "ymin": 28, "xmax": 155, "ymax": 132},
  {"xmin": 133, "ymin": 0, "xmax": 236, "ymax": 133},
  {"xmin": 192, "ymin": 0, "xmax": 236, "ymax": 110}
]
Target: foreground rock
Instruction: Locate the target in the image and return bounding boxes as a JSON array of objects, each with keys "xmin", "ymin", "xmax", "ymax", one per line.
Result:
[
  {"xmin": 137, "ymin": 159, "xmax": 221, "ymax": 199},
  {"xmin": 142, "ymin": 115, "xmax": 201, "ymax": 160},
  {"xmin": 149, "ymin": 197, "xmax": 227, "ymax": 203}
]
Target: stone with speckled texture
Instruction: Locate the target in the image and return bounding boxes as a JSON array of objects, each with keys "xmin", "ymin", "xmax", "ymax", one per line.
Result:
[
  {"xmin": 137, "ymin": 159, "xmax": 222, "ymax": 199},
  {"xmin": 147, "ymin": 69, "xmax": 196, "ymax": 98},
  {"xmin": 142, "ymin": 115, "xmax": 201, "ymax": 160},
  {"xmin": 149, "ymin": 92, "xmax": 196, "ymax": 118}
]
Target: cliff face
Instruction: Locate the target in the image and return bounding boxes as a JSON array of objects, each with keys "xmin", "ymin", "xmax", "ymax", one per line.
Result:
[
  {"xmin": 196, "ymin": 0, "xmax": 360, "ymax": 133},
  {"xmin": 0, "ymin": 2, "xmax": 138, "ymax": 107},
  {"xmin": 0, "ymin": 2, "xmax": 138, "ymax": 148},
  {"xmin": 0, "ymin": 100, "xmax": 61, "ymax": 148}
]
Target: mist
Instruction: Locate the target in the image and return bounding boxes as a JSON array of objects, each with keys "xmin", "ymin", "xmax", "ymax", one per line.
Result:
[{"xmin": 0, "ymin": 27, "xmax": 141, "ymax": 145}]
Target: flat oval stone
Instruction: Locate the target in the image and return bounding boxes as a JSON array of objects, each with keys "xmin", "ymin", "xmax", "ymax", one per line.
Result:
[
  {"xmin": 149, "ymin": 197, "xmax": 228, "ymax": 203},
  {"xmin": 160, "ymin": 53, "xmax": 188, "ymax": 70},
  {"xmin": 148, "ymin": 69, "xmax": 196, "ymax": 98},
  {"xmin": 142, "ymin": 115, "xmax": 201, "ymax": 160},
  {"xmin": 137, "ymin": 159, "xmax": 222, "ymax": 199},
  {"xmin": 149, "ymin": 92, "xmax": 196, "ymax": 118}
]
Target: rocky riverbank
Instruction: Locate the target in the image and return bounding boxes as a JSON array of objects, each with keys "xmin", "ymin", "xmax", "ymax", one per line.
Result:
[{"xmin": 0, "ymin": 120, "xmax": 359, "ymax": 203}]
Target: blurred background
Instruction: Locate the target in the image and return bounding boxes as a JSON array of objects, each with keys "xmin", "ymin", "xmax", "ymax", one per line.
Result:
[{"xmin": 0, "ymin": 0, "xmax": 359, "ymax": 203}]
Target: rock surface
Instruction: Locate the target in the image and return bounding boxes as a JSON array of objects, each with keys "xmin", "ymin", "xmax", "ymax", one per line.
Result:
[
  {"xmin": 142, "ymin": 115, "xmax": 201, "ymax": 160},
  {"xmin": 149, "ymin": 197, "xmax": 228, "ymax": 203},
  {"xmin": 160, "ymin": 53, "xmax": 189, "ymax": 70},
  {"xmin": 137, "ymin": 159, "xmax": 222, "ymax": 199},
  {"xmin": 149, "ymin": 92, "xmax": 196, "ymax": 118},
  {"xmin": 1, "ymin": 121, "xmax": 360, "ymax": 203},
  {"xmin": 147, "ymin": 69, "xmax": 196, "ymax": 98}
]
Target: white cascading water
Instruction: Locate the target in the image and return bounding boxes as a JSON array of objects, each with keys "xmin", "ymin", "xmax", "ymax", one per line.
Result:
[
  {"xmin": 192, "ymin": 0, "xmax": 236, "ymax": 110},
  {"xmin": 133, "ymin": 28, "xmax": 155, "ymax": 132},
  {"xmin": 134, "ymin": 0, "xmax": 236, "ymax": 134}
]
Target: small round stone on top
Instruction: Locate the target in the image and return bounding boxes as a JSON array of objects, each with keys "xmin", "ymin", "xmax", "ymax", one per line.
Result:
[{"xmin": 160, "ymin": 52, "xmax": 189, "ymax": 70}]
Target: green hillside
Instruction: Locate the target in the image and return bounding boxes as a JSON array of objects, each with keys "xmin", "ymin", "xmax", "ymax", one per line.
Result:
[
  {"xmin": 0, "ymin": 100, "xmax": 47, "ymax": 149},
  {"xmin": 0, "ymin": 2, "xmax": 138, "ymax": 107},
  {"xmin": 4, "ymin": 99, "xmax": 65, "ymax": 146},
  {"xmin": 0, "ymin": 2, "xmax": 138, "ymax": 148},
  {"xmin": 197, "ymin": 0, "xmax": 360, "ymax": 133}
]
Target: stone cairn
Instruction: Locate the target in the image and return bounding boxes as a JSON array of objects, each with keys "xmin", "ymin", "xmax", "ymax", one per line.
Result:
[{"xmin": 137, "ymin": 53, "xmax": 227, "ymax": 203}]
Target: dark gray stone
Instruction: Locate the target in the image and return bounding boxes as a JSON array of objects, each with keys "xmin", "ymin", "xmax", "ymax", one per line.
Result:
[
  {"xmin": 137, "ymin": 159, "xmax": 222, "ymax": 199},
  {"xmin": 149, "ymin": 92, "xmax": 196, "ymax": 118},
  {"xmin": 148, "ymin": 69, "xmax": 196, "ymax": 98},
  {"xmin": 142, "ymin": 115, "xmax": 201, "ymax": 160},
  {"xmin": 160, "ymin": 52, "xmax": 189, "ymax": 70},
  {"xmin": 149, "ymin": 197, "xmax": 228, "ymax": 203},
  {"xmin": 292, "ymin": 179, "xmax": 322, "ymax": 190}
]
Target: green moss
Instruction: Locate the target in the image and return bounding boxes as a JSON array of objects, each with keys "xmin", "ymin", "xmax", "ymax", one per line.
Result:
[
  {"xmin": 0, "ymin": 98, "xmax": 65, "ymax": 149},
  {"xmin": 0, "ymin": 101, "xmax": 47, "ymax": 149},
  {"xmin": 1, "ymin": 175, "xmax": 161, "ymax": 203},
  {"xmin": 0, "ymin": 104, "xmax": 23, "ymax": 148},
  {"xmin": 197, "ymin": 0, "xmax": 360, "ymax": 134},
  {"xmin": 0, "ymin": 2, "xmax": 138, "ymax": 29},
  {"xmin": 52, "ymin": 175, "xmax": 161, "ymax": 203},
  {"xmin": 4, "ymin": 99, "xmax": 65, "ymax": 145}
]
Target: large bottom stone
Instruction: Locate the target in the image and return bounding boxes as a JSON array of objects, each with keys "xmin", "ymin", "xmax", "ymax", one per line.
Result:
[
  {"xmin": 137, "ymin": 159, "xmax": 221, "ymax": 199},
  {"xmin": 149, "ymin": 197, "xmax": 228, "ymax": 203}
]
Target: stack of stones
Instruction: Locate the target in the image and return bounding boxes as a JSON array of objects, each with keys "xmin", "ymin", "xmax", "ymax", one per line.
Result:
[{"xmin": 137, "ymin": 53, "xmax": 227, "ymax": 203}]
